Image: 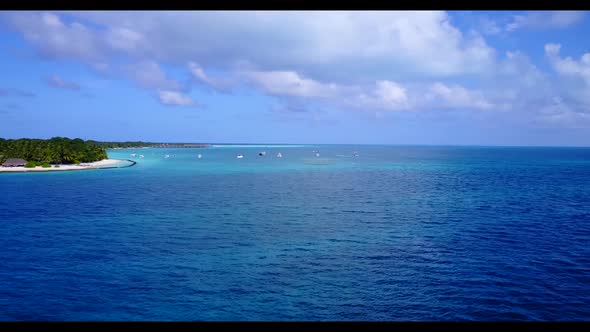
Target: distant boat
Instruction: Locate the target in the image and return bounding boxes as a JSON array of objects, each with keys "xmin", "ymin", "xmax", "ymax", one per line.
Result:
[
  {"xmin": 277, "ymin": 152, "xmax": 283, "ymax": 158},
  {"xmin": 197, "ymin": 154, "xmax": 202, "ymax": 159},
  {"xmin": 130, "ymin": 153, "xmax": 137, "ymax": 158},
  {"xmin": 259, "ymin": 151, "xmax": 266, "ymax": 156},
  {"xmin": 164, "ymin": 154, "xmax": 170, "ymax": 159},
  {"xmin": 237, "ymin": 154, "xmax": 244, "ymax": 159},
  {"xmin": 315, "ymin": 152, "xmax": 320, "ymax": 157},
  {"xmin": 353, "ymin": 151, "xmax": 359, "ymax": 157},
  {"xmin": 139, "ymin": 155, "xmax": 144, "ymax": 158}
]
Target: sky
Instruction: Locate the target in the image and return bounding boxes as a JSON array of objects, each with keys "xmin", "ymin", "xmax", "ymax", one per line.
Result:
[{"xmin": 1, "ymin": 10, "xmax": 590, "ymax": 146}]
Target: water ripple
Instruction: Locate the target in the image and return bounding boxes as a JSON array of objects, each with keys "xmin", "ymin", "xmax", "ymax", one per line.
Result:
[{"xmin": 1, "ymin": 146, "xmax": 589, "ymax": 320}]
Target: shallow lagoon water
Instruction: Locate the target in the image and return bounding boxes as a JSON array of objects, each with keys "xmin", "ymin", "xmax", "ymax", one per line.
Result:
[{"xmin": 1, "ymin": 145, "xmax": 589, "ymax": 321}]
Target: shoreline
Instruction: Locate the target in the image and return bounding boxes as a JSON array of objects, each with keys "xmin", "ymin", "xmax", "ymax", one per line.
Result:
[{"xmin": 0, "ymin": 159, "xmax": 132, "ymax": 173}]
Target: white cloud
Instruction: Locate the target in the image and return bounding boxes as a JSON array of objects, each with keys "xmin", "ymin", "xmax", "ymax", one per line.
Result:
[
  {"xmin": 3, "ymin": 11, "xmax": 496, "ymax": 80},
  {"xmin": 426, "ymin": 83, "xmax": 493, "ymax": 110},
  {"xmin": 4, "ymin": 10, "xmax": 590, "ymax": 127},
  {"xmin": 481, "ymin": 50, "xmax": 553, "ymax": 116},
  {"xmin": 242, "ymin": 69, "xmax": 492, "ymax": 113},
  {"xmin": 543, "ymin": 43, "xmax": 590, "ymax": 123},
  {"xmin": 240, "ymin": 70, "xmax": 413, "ymax": 112},
  {"xmin": 45, "ymin": 74, "xmax": 80, "ymax": 90},
  {"xmin": 105, "ymin": 27, "xmax": 146, "ymax": 53},
  {"xmin": 3, "ymin": 12, "xmax": 105, "ymax": 62},
  {"xmin": 352, "ymin": 81, "xmax": 411, "ymax": 111},
  {"xmin": 535, "ymin": 96, "xmax": 590, "ymax": 128},
  {"xmin": 241, "ymin": 70, "xmax": 413, "ymax": 112},
  {"xmin": 157, "ymin": 90, "xmax": 196, "ymax": 107},
  {"xmin": 124, "ymin": 60, "xmax": 181, "ymax": 91},
  {"xmin": 288, "ymin": 11, "xmax": 495, "ymax": 77},
  {"xmin": 545, "ymin": 43, "xmax": 561, "ymax": 56},
  {"xmin": 187, "ymin": 62, "xmax": 232, "ymax": 93},
  {"xmin": 498, "ymin": 51, "xmax": 546, "ymax": 87},
  {"xmin": 479, "ymin": 17, "xmax": 502, "ymax": 35},
  {"xmin": 242, "ymin": 70, "xmax": 344, "ymax": 98},
  {"xmin": 374, "ymin": 81, "xmax": 408, "ymax": 106},
  {"xmin": 506, "ymin": 11, "xmax": 585, "ymax": 32},
  {"xmin": 41, "ymin": 12, "xmax": 62, "ymax": 28},
  {"xmin": 545, "ymin": 43, "xmax": 590, "ymax": 85},
  {"xmin": 188, "ymin": 62, "xmax": 210, "ymax": 85},
  {"xmin": 0, "ymin": 11, "xmax": 504, "ymax": 111}
]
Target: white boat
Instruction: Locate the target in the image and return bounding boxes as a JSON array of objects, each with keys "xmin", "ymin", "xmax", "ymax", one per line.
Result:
[
  {"xmin": 164, "ymin": 154, "xmax": 170, "ymax": 159},
  {"xmin": 197, "ymin": 154, "xmax": 202, "ymax": 159},
  {"xmin": 130, "ymin": 153, "xmax": 137, "ymax": 158},
  {"xmin": 259, "ymin": 151, "xmax": 266, "ymax": 156},
  {"xmin": 277, "ymin": 152, "xmax": 283, "ymax": 158},
  {"xmin": 315, "ymin": 152, "xmax": 320, "ymax": 157},
  {"xmin": 237, "ymin": 154, "xmax": 244, "ymax": 159}
]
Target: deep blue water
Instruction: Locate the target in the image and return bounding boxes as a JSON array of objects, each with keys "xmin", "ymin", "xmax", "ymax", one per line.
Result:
[{"xmin": 1, "ymin": 145, "xmax": 589, "ymax": 321}]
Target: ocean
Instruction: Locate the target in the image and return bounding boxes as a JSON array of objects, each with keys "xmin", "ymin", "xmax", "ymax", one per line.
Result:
[{"xmin": 1, "ymin": 145, "xmax": 589, "ymax": 321}]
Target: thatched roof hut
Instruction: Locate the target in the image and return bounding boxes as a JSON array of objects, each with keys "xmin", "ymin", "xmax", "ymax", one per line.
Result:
[{"xmin": 2, "ymin": 158, "xmax": 28, "ymax": 167}]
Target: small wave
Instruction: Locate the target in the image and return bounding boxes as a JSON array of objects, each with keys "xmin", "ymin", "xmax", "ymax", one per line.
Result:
[{"xmin": 342, "ymin": 210, "xmax": 378, "ymax": 214}]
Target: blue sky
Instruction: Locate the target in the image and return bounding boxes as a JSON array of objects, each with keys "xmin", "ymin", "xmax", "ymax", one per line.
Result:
[{"xmin": 1, "ymin": 11, "xmax": 590, "ymax": 145}]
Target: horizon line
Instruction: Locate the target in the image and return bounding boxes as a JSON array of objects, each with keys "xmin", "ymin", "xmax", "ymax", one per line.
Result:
[{"xmin": 1, "ymin": 137, "xmax": 589, "ymax": 148}]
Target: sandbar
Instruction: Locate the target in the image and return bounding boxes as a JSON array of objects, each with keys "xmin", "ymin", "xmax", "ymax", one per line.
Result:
[{"xmin": 0, "ymin": 159, "xmax": 129, "ymax": 173}]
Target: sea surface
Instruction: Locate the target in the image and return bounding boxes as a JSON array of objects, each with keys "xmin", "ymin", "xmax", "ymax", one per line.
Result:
[{"xmin": 1, "ymin": 145, "xmax": 589, "ymax": 321}]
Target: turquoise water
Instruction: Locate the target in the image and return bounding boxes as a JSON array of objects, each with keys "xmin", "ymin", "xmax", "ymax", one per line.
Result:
[
  {"xmin": 1, "ymin": 145, "xmax": 589, "ymax": 320},
  {"xmin": 210, "ymin": 144, "xmax": 309, "ymax": 148}
]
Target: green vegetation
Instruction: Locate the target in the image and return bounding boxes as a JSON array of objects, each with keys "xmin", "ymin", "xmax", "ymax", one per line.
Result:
[
  {"xmin": 23, "ymin": 161, "xmax": 52, "ymax": 168},
  {"xmin": 0, "ymin": 137, "xmax": 108, "ymax": 165},
  {"xmin": 88, "ymin": 141, "xmax": 156, "ymax": 149},
  {"xmin": 0, "ymin": 137, "xmax": 211, "ymax": 165},
  {"xmin": 86, "ymin": 141, "xmax": 211, "ymax": 149}
]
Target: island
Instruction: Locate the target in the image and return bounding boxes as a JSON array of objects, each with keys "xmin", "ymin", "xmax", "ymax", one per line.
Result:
[
  {"xmin": 102, "ymin": 142, "xmax": 211, "ymax": 149},
  {"xmin": 0, "ymin": 137, "xmax": 136, "ymax": 173}
]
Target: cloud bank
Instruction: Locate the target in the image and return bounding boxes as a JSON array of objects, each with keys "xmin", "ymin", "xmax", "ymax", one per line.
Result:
[{"xmin": 1, "ymin": 10, "xmax": 588, "ymax": 128}]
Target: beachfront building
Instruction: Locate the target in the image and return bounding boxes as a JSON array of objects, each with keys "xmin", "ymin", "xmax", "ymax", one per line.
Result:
[{"xmin": 1, "ymin": 158, "xmax": 28, "ymax": 167}]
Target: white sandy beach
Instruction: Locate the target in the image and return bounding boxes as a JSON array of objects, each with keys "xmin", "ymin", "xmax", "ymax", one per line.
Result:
[{"xmin": 0, "ymin": 159, "xmax": 127, "ymax": 173}]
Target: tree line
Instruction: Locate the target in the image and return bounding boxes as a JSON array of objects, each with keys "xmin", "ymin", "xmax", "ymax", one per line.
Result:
[
  {"xmin": 0, "ymin": 137, "xmax": 119, "ymax": 164},
  {"xmin": 88, "ymin": 141, "xmax": 156, "ymax": 149}
]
